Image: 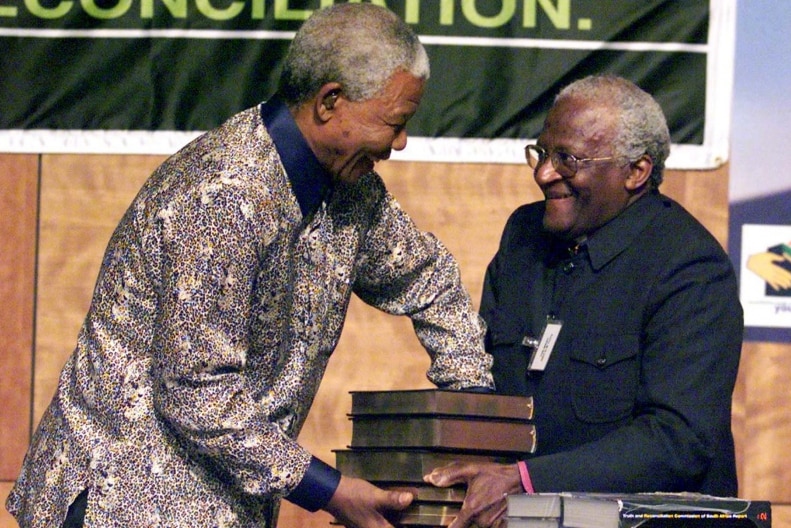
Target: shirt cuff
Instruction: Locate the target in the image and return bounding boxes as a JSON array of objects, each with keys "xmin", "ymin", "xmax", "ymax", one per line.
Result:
[
  {"xmin": 285, "ymin": 456, "xmax": 342, "ymax": 512},
  {"xmin": 517, "ymin": 460, "xmax": 535, "ymax": 494}
]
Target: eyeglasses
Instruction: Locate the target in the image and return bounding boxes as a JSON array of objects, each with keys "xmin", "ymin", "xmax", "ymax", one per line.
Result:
[{"xmin": 524, "ymin": 144, "xmax": 620, "ymax": 178}]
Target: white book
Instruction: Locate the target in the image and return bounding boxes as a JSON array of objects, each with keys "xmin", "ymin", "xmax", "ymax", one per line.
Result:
[{"xmin": 506, "ymin": 493, "xmax": 562, "ymax": 518}]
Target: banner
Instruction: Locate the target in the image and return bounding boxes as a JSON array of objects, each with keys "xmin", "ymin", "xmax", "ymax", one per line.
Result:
[
  {"xmin": 0, "ymin": 0, "xmax": 735, "ymax": 166},
  {"xmin": 728, "ymin": 0, "xmax": 791, "ymax": 343}
]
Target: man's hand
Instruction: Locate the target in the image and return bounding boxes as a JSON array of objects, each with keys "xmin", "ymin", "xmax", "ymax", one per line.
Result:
[
  {"xmin": 423, "ymin": 462, "xmax": 523, "ymax": 528},
  {"xmin": 324, "ymin": 475, "xmax": 414, "ymax": 528}
]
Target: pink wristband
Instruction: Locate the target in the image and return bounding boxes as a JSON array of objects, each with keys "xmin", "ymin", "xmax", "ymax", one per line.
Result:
[{"xmin": 517, "ymin": 461, "xmax": 535, "ymax": 494}]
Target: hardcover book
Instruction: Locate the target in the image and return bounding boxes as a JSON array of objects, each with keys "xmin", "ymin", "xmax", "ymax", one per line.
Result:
[
  {"xmin": 506, "ymin": 493, "xmax": 562, "ymax": 519},
  {"xmin": 349, "ymin": 389, "xmax": 534, "ymax": 420},
  {"xmin": 349, "ymin": 415, "xmax": 537, "ymax": 454},
  {"xmin": 389, "ymin": 503, "xmax": 461, "ymax": 527},
  {"xmin": 507, "ymin": 519, "xmax": 561, "ymax": 528},
  {"xmin": 334, "ymin": 449, "xmax": 510, "ymax": 483},
  {"xmin": 336, "ymin": 388, "xmax": 538, "ymax": 527},
  {"xmin": 333, "ymin": 503, "xmax": 465, "ymax": 528},
  {"xmin": 377, "ymin": 484, "xmax": 467, "ymax": 504}
]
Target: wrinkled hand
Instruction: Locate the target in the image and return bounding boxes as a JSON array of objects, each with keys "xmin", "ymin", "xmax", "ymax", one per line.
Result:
[
  {"xmin": 324, "ymin": 475, "xmax": 414, "ymax": 528},
  {"xmin": 423, "ymin": 462, "xmax": 523, "ymax": 528}
]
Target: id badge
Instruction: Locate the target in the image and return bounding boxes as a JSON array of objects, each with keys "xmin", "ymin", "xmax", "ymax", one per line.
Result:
[{"xmin": 522, "ymin": 316, "xmax": 563, "ymax": 371}]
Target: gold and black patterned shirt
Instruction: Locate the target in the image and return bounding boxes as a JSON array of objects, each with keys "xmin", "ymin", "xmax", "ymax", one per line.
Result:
[{"xmin": 7, "ymin": 99, "xmax": 493, "ymax": 528}]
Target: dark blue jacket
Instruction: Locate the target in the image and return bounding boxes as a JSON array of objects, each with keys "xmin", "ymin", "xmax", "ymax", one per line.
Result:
[{"xmin": 482, "ymin": 191, "xmax": 743, "ymax": 496}]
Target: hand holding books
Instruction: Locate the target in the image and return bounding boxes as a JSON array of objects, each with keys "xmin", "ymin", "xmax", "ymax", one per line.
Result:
[
  {"xmin": 334, "ymin": 389, "xmax": 536, "ymax": 527},
  {"xmin": 423, "ymin": 461, "xmax": 523, "ymax": 528}
]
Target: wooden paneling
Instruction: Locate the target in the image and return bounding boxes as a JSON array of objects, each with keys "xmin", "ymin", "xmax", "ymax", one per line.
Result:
[
  {"xmin": 776, "ymin": 505, "xmax": 791, "ymax": 527},
  {"xmin": 661, "ymin": 166, "xmax": 731, "ymax": 249},
  {"xmin": 739, "ymin": 341, "xmax": 791, "ymax": 501},
  {"xmin": 0, "ymin": 154, "xmax": 38, "ymax": 481}
]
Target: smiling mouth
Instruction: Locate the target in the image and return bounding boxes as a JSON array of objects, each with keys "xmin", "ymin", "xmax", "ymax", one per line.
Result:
[
  {"xmin": 543, "ymin": 181, "xmax": 574, "ymax": 200},
  {"xmin": 545, "ymin": 190, "xmax": 574, "ymax": 200}
]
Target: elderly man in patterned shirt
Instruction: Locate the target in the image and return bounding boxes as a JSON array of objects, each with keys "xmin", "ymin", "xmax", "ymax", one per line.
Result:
[{"xmin": 7, "ymin": 4, "xmax": 494, "ymax": 528}]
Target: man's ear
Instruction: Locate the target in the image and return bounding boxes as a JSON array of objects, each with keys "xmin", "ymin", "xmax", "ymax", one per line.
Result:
[
  {"xmin": 625, "ymin": 154, "xmax": 653, "ymax": 191},
  {"xmin": 315, "ymin": 83, "xmax": 343, "ymax": 122}
]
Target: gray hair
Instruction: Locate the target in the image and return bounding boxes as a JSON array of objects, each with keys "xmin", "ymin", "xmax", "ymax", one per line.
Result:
[
  {"xmin": 277, "ymin": 3, "xmax": 430, "ymax": 106},
  {"xmin": 555, "ymin": 75, "xmax": 671, "ymax": 187}
]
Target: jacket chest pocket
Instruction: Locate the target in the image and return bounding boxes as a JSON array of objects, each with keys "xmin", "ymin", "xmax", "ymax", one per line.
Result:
[
  {"xmin": 567, "ymin": 334, "xmax": 639, "ymax": 424},
  {"xmin": 485, "ymin": 308, "xmax": 534, "ymax": 395}
]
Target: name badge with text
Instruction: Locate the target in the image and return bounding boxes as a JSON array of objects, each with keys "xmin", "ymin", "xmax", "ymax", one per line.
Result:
[{"xmin": 524, "ymin": 317, "xmax": 563, "ymax": 371}]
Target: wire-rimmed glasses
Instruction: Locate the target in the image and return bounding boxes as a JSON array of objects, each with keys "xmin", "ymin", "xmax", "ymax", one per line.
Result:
[{"xmin": 525, "ymin": 144, "xmax": 621, "ymax": 178}]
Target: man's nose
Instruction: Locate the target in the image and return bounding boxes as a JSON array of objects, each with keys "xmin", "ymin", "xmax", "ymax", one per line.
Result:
[
  {"xmin": 533, "ymin": 158, "xmax": 563, "ymax": 185},
  {"xmin": 392, "ymin": 129, "xmax": 408, "ymax": 151}
]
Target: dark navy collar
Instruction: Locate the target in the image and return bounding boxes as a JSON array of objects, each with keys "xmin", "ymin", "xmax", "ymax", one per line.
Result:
[
  {"xmin": 542, "ymin": 191, "xmax": 666, "ymax": 271},
  {"xmin": 260, "ymin": 95, "xmax": 332, "ymax": 218},
  {"xmin": 585, "ymin": 190, "xmax": 665, "ymax": 271}
]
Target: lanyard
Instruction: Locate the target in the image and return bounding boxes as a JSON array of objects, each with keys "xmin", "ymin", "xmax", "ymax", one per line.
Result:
[{"xmin": 525, "ymin": 243, "xmax": 585, "ymax": 371}]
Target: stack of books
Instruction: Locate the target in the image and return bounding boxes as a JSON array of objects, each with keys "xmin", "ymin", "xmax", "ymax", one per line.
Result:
[
  {"xmin": 334, "ymin": 389, "xmax": 537, "ymax": 527},
  {"xmin": 506, "ymin": 491, "xmax": 772, "ymax": 528}
]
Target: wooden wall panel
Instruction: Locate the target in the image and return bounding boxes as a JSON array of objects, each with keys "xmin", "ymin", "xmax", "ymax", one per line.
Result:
[
  {"xmin": 776, "ymin": 505, "xmax": 791, "ymax": 527},
  {"xmin": 660, "ymin": 166, "xmax": 731, "ymax": 249},
  {"xmin": 0, "ymin": 154, "xmax": 38, "ymax": 481},
  {"xmin": 739, "ymin": 341, "xmax": 791, "ymax": 501}
]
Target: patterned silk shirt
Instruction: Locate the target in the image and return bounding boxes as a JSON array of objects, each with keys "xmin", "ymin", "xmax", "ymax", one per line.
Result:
[{"xmin": 7, "ymin": 99, "xmax": 494, "ymax": 527}]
